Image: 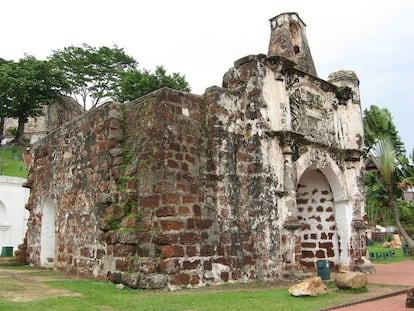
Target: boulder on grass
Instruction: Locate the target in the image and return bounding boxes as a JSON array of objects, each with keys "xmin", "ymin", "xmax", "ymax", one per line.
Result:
[
  {"xmin": 334, "ymin": 272, "xmax": 368, "ymax": 289},
  {"xmin": 288, "ymin": 276, "xmax": 328, "ymax": 297}
]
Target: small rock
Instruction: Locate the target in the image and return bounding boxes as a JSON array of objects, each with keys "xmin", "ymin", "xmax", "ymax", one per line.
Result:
[
  {"xmin": 334, "ymin": 272, "xmax": 368, "ymax": 289},
  {"xmin": 288, "ymin": 276, "xmax": 328, "ymax": 297},
  {"xmin": 116, "ymin": 283, "xmax": 125, "ymax": 290}
]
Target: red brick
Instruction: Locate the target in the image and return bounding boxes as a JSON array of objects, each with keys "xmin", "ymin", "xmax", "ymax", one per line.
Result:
[
  {"xmin": 161, "ymin": 245, "xmax": 184, "ymax": 258},
  {"xmin": 221, "ymin": 272, "xmax": 229, "ymax": 282},
  {"xmin": 155, "ymin": 181, "xmax": 174, "ymax": 193},
  {"xmin": 115, "ymin": 259, "xmax": 132, "ymax": 271},
  {"xmin": 190, "ymin": 275, "xmax": 200, "ymax": 285},
  {"xmin": 156, "ymin": 206, "xmax": 177, "ymax": 217},
  {"xmin": 186, "ymin": 246, "xmax": 196, "ymax": 257},
  {"xmin": 301, "ymin": 250, "xmax": 314, "ymax": 258},
  {"xmin": 200, "ymin": 245, "xmax": 215, "ymax": 256},
  {"xmin": 316, "ymin": 250, "xmax": 325, "ymax": 258},
  {"xmin": 185, "ymin": 154, "xmax": 195, "ymax": 164},
  {"xmin": 160, "ymin": 220, "xmax": 184, "ymax": 231},
  {"xmin": 195, "ymin": 219, "xmax": 213, "ymax": 230},
  {"xmin": 140, "ymin": 196, "xmax": 160, "ymax": 208},
  {"xmin": 162, "ymin": 194, "xmax": 181, "ymax": 204},
  {"xmin": 153, "ymin": 234, "xmax": 179, "ymax": 245},
  {"xmin": 167, "ymin": 159, "xmax": 179, "ymax": 169},
  {"xmin": 182, "ymin": 259, "xmax": 200, "ymax": 270},
  {"xmin": 113, "ymin": 244, "xmax": 137, "ymax": 257},
  {"xmin": 193, "ymin": 205, "xmax": 201, "ymax": 217},
  {"xmin": 170, "ymin": 273, "xmax": 191, "ymax": 285},
  {"xmin": 183, "ymin": 195, "xmax": 197, "ymax": 204},
  {"xmin": 178, "ymin": 206, "xmax": 191, "ymax": 216},
  {"xmin": 180, "ymin": 232, "xmax": 200, "ymax": 244}
]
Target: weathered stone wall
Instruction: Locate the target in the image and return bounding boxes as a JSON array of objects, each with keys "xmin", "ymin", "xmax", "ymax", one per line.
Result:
[{"xmin": 26, "ymin": 102, "xmax": 120, "ymax": 275}]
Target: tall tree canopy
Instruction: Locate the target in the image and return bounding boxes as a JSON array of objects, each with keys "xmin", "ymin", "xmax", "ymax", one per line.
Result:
[
  {"xmin": 115, "ymin": 66, "xmax": 191, "ymax": 102},
  {"xmin": 49, "ymin": 45, "xmax": 191, "ymax": 109},
  {"xmin": 363, "ymin": 105, "xmax": 405, "ymax": 156},
  {"xmin": 0, "ymin": 56, "xmax": 68, "ymax": 144},
  {"xmin": 49, "ymin": 44, "xmax": 138, "ymax": 109}
]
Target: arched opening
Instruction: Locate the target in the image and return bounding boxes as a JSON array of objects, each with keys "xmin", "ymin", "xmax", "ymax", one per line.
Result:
[
  {"xmin": 40, "ymin": 199, "xmax": 56, "ymax": 267},
  {"xmin": 296, "ymin": 166, "xmax": 339, "ymax": 270},
  {"xmin": 0, "ymin": 201, "xmax": 11, "ymax": 248}
]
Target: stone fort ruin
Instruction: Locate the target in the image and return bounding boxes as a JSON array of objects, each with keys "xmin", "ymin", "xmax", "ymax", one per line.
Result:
[{"xmin": 25, "ymin": 12, "xmax": 367, "ymax": 289}]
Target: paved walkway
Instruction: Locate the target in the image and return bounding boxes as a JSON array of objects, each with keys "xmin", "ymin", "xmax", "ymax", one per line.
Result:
[{"xmin": 331, "ymin": 260, "xmax": 414, "ymax": 311}]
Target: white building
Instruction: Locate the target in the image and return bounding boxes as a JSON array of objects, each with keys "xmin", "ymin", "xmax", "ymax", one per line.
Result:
[{"xmin": 0, "ymin": 176, "xmax": 30, "ymax": 255}]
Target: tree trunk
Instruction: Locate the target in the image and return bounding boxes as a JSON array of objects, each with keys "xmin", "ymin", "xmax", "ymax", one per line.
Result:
[
  {"xmin": 0, "ymin": 116, "xmax": 4, "ymax": 142},
  {"xmin": 16, "ymin": 115, "xmax": 26, "ymax": 146},
  {"xmin": 388, "ymin": 185, "xmax": 414, "ymax": 254}
]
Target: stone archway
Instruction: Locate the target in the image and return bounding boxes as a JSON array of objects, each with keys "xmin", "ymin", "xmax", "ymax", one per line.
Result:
[
  {"xmin": 40, "ymin": 199, "xmax": 56, "ymax": 268},
  {"xmin": 296, "ymin": 166, "xmax": 339, "ymax": 270}
]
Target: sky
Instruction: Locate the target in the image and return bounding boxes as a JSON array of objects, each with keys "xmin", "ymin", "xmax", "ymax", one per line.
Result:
[{"xmin": 1, "ymin": 0, "xmax": 413, "ymax": 156}]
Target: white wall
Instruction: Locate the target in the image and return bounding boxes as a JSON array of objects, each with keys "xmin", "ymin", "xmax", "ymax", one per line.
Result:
[{"xmin": 0, "ymin": 176, "xmax": 30, "ymax": 254}]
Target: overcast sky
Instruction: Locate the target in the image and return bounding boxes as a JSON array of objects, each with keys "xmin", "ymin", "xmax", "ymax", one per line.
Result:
[{"xmin": 2, "ymin": 0, "xmax": 413, "ymax": 156}]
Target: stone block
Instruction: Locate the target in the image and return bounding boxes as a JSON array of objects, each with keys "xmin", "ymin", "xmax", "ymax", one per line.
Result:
[
  {"xmin": 288, "ymin": 277, "xmax": 328, "ymax": 297},
  {"xmin": 170, "ymin": 273, "xmax": 191, "ymax": 286},
  {"xmin": 334, "ymin": 272, "xmax": 368, "ymax": 289},
  {"xmin": 161, "ymin": 245, "xmax": 184, "ymax": 258}
]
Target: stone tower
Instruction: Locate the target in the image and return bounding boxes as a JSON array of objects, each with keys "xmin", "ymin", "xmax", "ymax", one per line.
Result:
[{"xmin": 268, "ymin": 12, "xmax": 317, "ymax": 76}]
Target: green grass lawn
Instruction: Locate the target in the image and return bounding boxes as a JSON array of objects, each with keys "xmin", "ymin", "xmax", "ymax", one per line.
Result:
[
  {"xmin": 0, "ymin": 265, "xmax": 408, "ymax": 311},
  {"xmin": 0, "ymin": 277, "xmax": 396, "ymax": 311},
  {"xmin": 0, "ymin": 147, "xmax": 28, "ymax": 178}
]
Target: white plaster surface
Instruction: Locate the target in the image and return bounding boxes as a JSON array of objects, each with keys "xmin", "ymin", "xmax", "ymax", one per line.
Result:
[{"xmin": 0, "ymin": 176, "xmax": 30, "ymax": 254}]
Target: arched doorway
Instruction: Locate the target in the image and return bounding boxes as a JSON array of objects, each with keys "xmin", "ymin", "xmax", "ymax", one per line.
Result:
[
  {"xmin": 0, "ymin": 201, "xmax": 10, "ymax": 248},
  {"xmin": 40, "ymin": 199, "xmax": 56, "ymax": 267},
  {"xmin": 296, "ymin": 166, "xmax": 339, "ymax": 270}
]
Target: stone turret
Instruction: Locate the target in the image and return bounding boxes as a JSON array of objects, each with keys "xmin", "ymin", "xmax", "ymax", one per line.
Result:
[{"xmin": 268, "ymin": 12, "xmax": 317, "ymax": 76}]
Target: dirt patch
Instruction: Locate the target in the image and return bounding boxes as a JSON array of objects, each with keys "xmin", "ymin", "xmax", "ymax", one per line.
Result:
[{"xmin": 0, "ymin": 268, "xmax": 82, "ymax": 302}]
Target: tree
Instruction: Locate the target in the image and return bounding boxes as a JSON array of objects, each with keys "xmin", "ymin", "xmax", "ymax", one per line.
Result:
[
  {"xmin": 0, "ymin": 56, "xmax": 68, "ymax": 145},
  {"xmin": 0, "ymin": 57, "xmax": 10, "ymax": 141},
  {"xmin": 363, "ymin": 105, "xmax": 405, "ymax": 156},
  {"xmin": 114, "ymin": 66, "xmax": 191, "ymax": 103},
  {"xmin": 49, "ymin": 44, "xmax": 137, "ymax": 109},
  {"xmin": 370, "ymin": 137, "xmax": 414, "ymax": 254}
]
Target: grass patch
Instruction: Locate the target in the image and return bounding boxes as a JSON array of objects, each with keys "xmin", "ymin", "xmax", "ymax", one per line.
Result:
[
  {"xmin": 0, "ymin": 269, "xmax": 405, "ymax": 311},
  {"xmin": 367, "ymin": 243, "xmax": 412, "ymax": 263},
  {"xmin": 0, "ymin": 147, "xmax": 28, "ymax": 178}
]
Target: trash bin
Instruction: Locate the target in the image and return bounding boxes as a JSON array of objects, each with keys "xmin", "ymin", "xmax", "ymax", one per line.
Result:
[
  {"xmin": 317, "ymin": 260, "xmax": 330, "ymax": 281},
  {"xmin": 403, "ymin": 244, "xmax": 408, "ymax": 256},
  {"xmin": 1, "ymin": 246, "xmax": 13, "ymax": 257}
]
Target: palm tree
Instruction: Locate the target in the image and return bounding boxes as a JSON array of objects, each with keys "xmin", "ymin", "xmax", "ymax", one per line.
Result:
[{"xmin": 370, "ymin": 137, "xmax": 414, "ymax": 254}]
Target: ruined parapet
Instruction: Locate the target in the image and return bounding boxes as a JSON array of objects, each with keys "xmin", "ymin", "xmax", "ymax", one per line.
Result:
[
  {"xmin": 268, "ymin": 12, "xmax": 317, "ymax": 76},
  {"xmin": 328, "ymin": 70, "xmax": 361, "ymax": 106}
]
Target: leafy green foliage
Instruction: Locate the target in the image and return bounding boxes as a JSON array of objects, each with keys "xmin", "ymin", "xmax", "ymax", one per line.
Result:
[
  {"xmin": 49, "ymin": 44, "xmax": 138, "ymax": 109},
  {"xmin": 49, "ymin": 45, "xmax": 191, "ymax": 108},
  {"xmin": 0, "ymin": 56, "xmax": 69, "ymax": 144},
  {"xmin": 363, "ymin": 105, "xmax": 405, "ymax": 156},
  {"xmin": 115, "ymin": 66, "xmax": 191, "ymax": 102}
]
